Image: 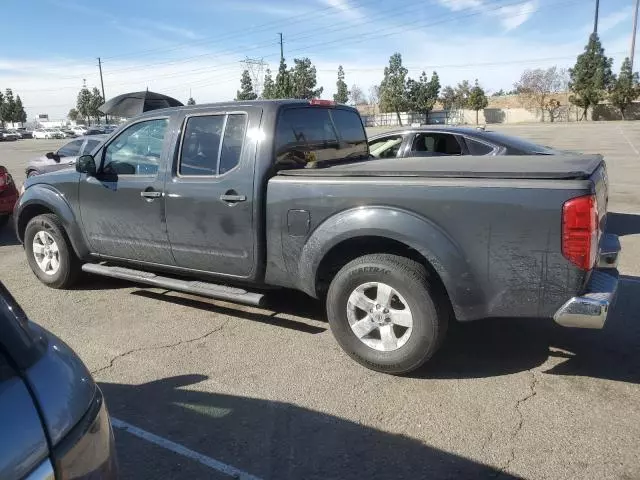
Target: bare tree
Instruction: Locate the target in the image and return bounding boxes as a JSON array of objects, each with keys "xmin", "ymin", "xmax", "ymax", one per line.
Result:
[
  {"xmin": 368, "ymin": 84, "xmax": 380, "ymax": 105},
  {"xmin": 349, "ymin": 84, "xmax": 367, "ymax": 105},
  {"xmin": 514, "ymin": 66, "xmax": 568, "ymax": 122}
]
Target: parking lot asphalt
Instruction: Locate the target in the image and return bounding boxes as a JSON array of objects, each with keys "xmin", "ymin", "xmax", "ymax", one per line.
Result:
[{"xmin": 1, "ymin": 123, "xmax": 639, "ymax": 480}]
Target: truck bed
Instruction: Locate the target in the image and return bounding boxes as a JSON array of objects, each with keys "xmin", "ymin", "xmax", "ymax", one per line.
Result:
[{"xmin": 279, "ymin": 154, "xmax": 604, "ymax": 180}]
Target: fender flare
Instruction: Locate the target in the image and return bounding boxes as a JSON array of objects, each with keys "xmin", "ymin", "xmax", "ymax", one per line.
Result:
[
  {"xmin": 15, "ymin": 185, "xmax": 90, "ymax": 259},
  {"xmin": 298, "ymin": 206, "xmax": 486, "ymax": 321}
]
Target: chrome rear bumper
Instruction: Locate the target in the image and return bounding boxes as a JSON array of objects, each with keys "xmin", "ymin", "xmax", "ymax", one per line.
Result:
[{"xmin": 554, "ymin": 234, "xmax": 621, "ymax": 329}]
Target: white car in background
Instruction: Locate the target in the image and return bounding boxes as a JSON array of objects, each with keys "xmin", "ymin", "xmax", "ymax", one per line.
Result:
[
  {"xmin": 33, "ymin": 129, "xmax": 65, "ymax": 139},
  {"xmin": 72, "ymin": 126, "xmax": 88, "ymax": 136}
]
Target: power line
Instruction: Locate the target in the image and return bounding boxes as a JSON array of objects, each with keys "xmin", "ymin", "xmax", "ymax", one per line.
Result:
[
  {"xmin": 17, "ymin": 0, "xmax": 581, "ymax": 96},
  {"xmin": 99, "ymin": 0, "xmax": 386, "ymax": 62}
]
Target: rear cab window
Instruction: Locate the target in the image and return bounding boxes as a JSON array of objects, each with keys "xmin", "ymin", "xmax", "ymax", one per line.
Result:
[{"xmin": 274, "ymin": 106, "xmax": 368, "ymax": 169}]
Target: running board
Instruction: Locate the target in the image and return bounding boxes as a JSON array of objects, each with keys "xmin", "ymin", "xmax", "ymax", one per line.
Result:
[{"xmin": 81, "ymin": 264, "xmax": 266, "ymax": 307}]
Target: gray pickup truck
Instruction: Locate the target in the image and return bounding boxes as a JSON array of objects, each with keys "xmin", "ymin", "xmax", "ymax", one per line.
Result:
[{"xmin": 14, "ymin": 99, "xmax": 620, "ymax": 374}]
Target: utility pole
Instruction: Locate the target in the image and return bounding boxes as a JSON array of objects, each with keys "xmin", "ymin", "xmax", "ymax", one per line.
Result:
[
  {"xmin": 278, "ymin": 33, "xmax": 284, "ymax": 62},
  {"xmin": 97, "ymin": 57, "xmax": 107, "ymax": 123},
  {"xmin": 593, "ymin": 0, "xmax": 599, "ymax": 34},
  {"xmin": 631, "ymin": 0, "xmax": 640, "ymax": 72}
]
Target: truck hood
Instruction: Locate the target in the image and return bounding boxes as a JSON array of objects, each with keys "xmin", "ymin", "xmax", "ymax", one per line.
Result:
[{"xmin": 279, "ymin": 154, "xmax": 604, "ymax": 180}]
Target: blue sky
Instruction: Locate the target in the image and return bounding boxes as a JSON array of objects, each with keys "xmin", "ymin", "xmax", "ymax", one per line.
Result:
[{"xmin": 0, "ymin": 0, "xmax": 636, "ymax": 118}]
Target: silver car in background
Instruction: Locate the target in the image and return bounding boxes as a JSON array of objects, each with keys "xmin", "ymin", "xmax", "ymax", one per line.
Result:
[{"xmin": 26, "ymin": 135, "xmax": 106, "ymax": 177}]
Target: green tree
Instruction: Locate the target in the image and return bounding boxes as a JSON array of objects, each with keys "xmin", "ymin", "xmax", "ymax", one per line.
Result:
[
  {"xmin": 290, "ymin": 57, "xmax": 323, "ymax": 99},
  {"xmin": 187, "ymin": 97, "xmax": 196, "ymax": 105},
  {"xmin": 333, "ymin": 65, "xmax": 349, "ymax": 103},
  {"xmin": 0, "ymin": 91, "xmax": 4, "ymax": 126},
  {"xmin": 492, "ymin": 89, "xmax": 506, "ymax": 97},
  {"xmin": 439, "ymin": 85, "xmax": 456, "ymax": 110},
  {"xmin": 379, "ymin": 52, "xmax": 408, "ymax": 125},
  {"xmin": 407, "ymin": 71, "xmax": 441, "ymax": 118},
  {"xmin": 89, "ymin": 87, "xmax": 104, "ymax": 124},
  {"xmin": 569, "ymin": 33, "xmax": 614, "ymax": 120},
  {"xmin": 454, "ymin": 80, "xmax": 472, "ymax": 109},
  {"xmin": 1, "ymin": 89, "xmax": 16, "ymax": 124},
  {"xmin": 76, "ymin": 87, "xmax": 93, "ymax": 124},
  {"xmin": 274, "ymin": 58, "xmax": 293, "ymax": 99},
  {"xmin": 262, "ymin": 68, "xmax": 276, "ymax": 99},
  {"xmin": 14, "ymin": 95, "xmax": 27, "ymax": 123},
  {"xmin": 236, "ymin": 69, "xmax": 258, "ymax": 101},
  {"xmin": 68, "ymin": 108, "xmax": 80, "ymax": 122},
  {"xmin": 609, "ymin": 57, "xmax": 640, "ymax": 120},
  {"xmin": 467, "ymin": 79, "xmax": 488, "ymax": 124}
]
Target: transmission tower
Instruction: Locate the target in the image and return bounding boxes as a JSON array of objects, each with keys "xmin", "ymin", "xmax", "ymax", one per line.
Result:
[{"xmin": 242, "ymin": 57, "xmax": 267, "ymax": 98}]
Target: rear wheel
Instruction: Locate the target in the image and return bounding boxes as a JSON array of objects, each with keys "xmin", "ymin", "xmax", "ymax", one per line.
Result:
[
  {"xmin": 326, "ymin": 254, "xmax": 449, "ymax": 375},
  {"xmin": 24, "ymin": 214, "xmax": 80, "ymax": 289}
]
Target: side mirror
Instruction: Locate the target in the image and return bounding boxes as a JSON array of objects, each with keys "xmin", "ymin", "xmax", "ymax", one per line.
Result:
[
  {"xmin": 45, "ymin": 152, "xmax": 55, "ymax": 159},
  {"xmin": 76, "ymin": 155, "xmax": 97, "ymax": 176}
]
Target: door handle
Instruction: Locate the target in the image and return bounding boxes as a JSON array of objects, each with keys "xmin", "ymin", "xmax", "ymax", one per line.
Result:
[
  {"xmin": 141, "ymin": 190, "xmax": 162, "ymax": 199},
  {"xmin": 220, "ymin": 191, "xmax": 247, "ymax": 203}
]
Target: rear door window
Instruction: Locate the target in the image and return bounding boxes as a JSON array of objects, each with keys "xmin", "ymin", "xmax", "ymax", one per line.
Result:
[
  {"xmin": 412, "ymin": 133, "xmax": 462, "ymax": 155},
  {"xmin": 57, "ymin": 139, "xmax": 84, "ymax": 157},
  {"xmin": 465, "ymin": 138, "xmax": 495, "ymax": 155},
  {"xmin": 275, "ymin": 107, "xmax": 368, "ymax": 168},
  {"xmin": 82, "ymin": 139, "xmax": 100, "ymax": 154},
  {"xmin": 369, "ymin": 135, "xmax": 403, "ymax": 158},
  {"xmin": 179, "ymin": 113, "xmax": 247, "ymax": 176}
]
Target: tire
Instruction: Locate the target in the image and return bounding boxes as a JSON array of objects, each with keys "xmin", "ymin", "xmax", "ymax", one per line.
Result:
[
  {"xmin": 24, "ymin": 214, "xmax": 80, "ymax": 289},
  {"xmin": 326, "ymin": 254, "xmax": 449, "ymax": 375},
  {"xmin": 0, "ymin": 215, "xmax": 8, "ymax": 228},
  {"xmin": 27, "ymin": 170, "xmax": 38, "ymax": 178}
]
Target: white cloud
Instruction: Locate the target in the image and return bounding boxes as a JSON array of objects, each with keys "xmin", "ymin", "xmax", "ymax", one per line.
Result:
[
  {"xmin": 437, "ymin": 0, "xmax": 539, "ymax": 31},
  {"xmin": 493, "ymin": 1, "xmax": 538, "ymax": 31},
  {"xmin": 436, "ymin": 0, "xmax": 483, "ymax": 11},
  {"xmin": 137, "ymin": 21, "xmax": 201, "ymax": 40},
  {"xmin": 319, "ymin": 0, "xmax": 364, "ymax": 20}
]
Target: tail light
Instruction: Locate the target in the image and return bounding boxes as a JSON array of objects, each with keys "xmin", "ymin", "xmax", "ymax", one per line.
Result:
[
  {"xmin": 0, "ymin": 167, "xmax": 12, "ymax": 191},
  {"xmin": 309, "ymin": 99, "xmax": 336, "ymax": 107},
  {"xmin": 562, "ymin": 194, "xmax": 598, "ymax": 270}
]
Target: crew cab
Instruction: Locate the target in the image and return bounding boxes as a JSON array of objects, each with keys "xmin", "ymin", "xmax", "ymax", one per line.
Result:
[{"xmin": 13, "ymin": 100, "xmax": 620, "ymax": 374}]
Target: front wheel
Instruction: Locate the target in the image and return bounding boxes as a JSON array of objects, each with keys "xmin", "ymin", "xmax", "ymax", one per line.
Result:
[
  {"xmin": 24, "ymin": 214, "xmax": 80, "ymax": 289},
  {"xmin": 326, "ymin": 254, "xmax": 449, "ymax": 375}
]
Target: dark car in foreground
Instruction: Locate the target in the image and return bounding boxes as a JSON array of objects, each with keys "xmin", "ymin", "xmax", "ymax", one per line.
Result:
[
  {"xmin": 368, "ymin": 126, "xmax": 562, "ymax": 158},
  {"xmin": 14, "ymin": 99, "xmax": 620, "ymax": 374},
  {"xmin": 0, "ymin": 281, "xmax": 117, "ymax": 479},
  {"xmin": 0, "ymin": 166, "xmax": 18, "ymax": 226},
  {"xmin": 26, "ymin": 135, "xmax": 106, "ymax": 177}
]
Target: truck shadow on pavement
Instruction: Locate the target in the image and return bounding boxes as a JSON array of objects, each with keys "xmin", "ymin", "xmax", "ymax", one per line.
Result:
[
  {"xmin": 128, "ymin": 276, "xmax": 639, "ymax": 384},
  {"xmin": 0, "ymin": 223, "xmax": 19, "ymax": 246},
  {"xmin": 100, "ymin": 374, "xmax": 520, "ymax": 480},
  {"xmin": 420, "ymin": 275, "xmax": 640, "ymax": 384},
  {"xmin": 607, "ymin": 212, "xmax": 640, "ymax": 236}
]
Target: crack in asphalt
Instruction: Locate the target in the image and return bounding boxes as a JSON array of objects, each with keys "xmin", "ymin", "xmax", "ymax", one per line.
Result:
[
  {"xmin": 91, "ymin": 319, "xmax": 231, "ymax": 376},
  {"xmin": 495, "ymin": 370, "xmax": 539, "ymax": 478}
]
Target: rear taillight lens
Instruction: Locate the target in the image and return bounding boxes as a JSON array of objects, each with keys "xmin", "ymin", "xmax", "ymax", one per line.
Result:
[
  {"xmin": 562, "ymin": 194, "xmax": 598, "ymax": 270},
  {"xmin": 0, "ymin": 167, "xmax": 9, "ymax": 191}
]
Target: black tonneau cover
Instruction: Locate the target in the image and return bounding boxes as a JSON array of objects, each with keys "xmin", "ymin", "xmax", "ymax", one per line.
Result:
[{"xmin": 279, "ymin": 154, "xmax": 604, "ymax": 180}]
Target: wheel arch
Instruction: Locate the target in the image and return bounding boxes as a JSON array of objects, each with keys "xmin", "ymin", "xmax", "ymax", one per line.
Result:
[
  {"xmin": 16, "ymin": 187, "xmax": 90, "ymax": 259},
  {"xmin": 299, "ymin": 206, "xmax": 487, "ymax": 321}
]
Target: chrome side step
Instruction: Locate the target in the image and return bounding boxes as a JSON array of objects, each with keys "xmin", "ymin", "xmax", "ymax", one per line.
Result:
[{"xmin": 81, "ymin": 263, "xmax": 265, "ymax": 307}]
